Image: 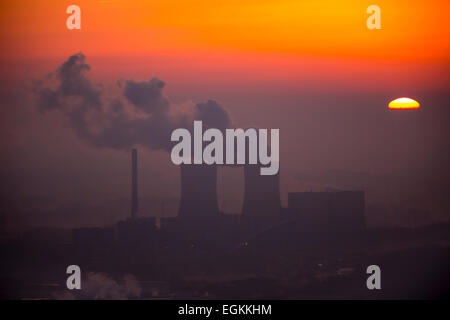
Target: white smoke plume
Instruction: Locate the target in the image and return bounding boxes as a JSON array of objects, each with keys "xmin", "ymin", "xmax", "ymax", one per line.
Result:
[{"xmin": 33, "ymin": 52, "xmax": 231, "ymax": 151}]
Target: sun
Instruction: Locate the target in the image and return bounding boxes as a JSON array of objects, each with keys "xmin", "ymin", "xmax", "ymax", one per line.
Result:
[{"xmin": 388, "ymin": 97, "xmax": 420, "ymax": 109}]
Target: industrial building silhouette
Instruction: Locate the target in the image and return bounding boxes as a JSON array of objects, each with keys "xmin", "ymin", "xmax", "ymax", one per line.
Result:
[
  {"xmin": 288, "ymin": 191, "xmax": 365, "ymax": 231},
  {"xmin": 77, "ymin": 148, "xmax": 366, "ymax": 256}
]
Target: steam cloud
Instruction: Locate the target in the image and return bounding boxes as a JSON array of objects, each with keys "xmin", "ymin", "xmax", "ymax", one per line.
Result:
[
  {"xmin": 33, "ymin": 52, "xmax": 231, "ymax": 151},
  {"xmin": 54, "ymin": 273, "xmax": 142, "ymax": 300}
]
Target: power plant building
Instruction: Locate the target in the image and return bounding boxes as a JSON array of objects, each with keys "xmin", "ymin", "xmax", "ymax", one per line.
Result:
[
  {"xmin": 288, "ymin": 191, "xmax": 365, "ymax": 231},
  {"xmin": 108, "ymin": 148, "xmax": 366, "ymax": 253}
]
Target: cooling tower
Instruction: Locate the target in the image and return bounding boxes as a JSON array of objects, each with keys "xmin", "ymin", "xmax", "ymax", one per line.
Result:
[
  {"xmin": 131, "ymin": 148, "xmax": 138, "ymax": 219},
  {"xmin": 241, "ymin": 164, "xmax": 281, "ymax": 232},
  {"xmin": 178, "ymin": 164, "xmax": 219, "ymax": 225}
]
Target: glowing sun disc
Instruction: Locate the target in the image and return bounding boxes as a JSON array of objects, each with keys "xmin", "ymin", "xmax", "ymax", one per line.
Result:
[{"xmin": 388, "ymin": 97, "xmax": 420, "ymax": 109}]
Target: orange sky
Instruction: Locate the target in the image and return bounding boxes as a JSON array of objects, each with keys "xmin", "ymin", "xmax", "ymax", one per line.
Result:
[{"xmin": 0, "ymin": 0, "xmax": 449, "ymax": 91}]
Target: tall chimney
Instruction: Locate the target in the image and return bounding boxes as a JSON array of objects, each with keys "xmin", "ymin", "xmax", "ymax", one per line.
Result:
[{"xmin": 131, "ymin": 148, "xmax": 138, "ymax": 219}]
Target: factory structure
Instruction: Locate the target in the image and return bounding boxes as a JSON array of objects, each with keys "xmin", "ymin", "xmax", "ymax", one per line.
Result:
[{"xmin": 74, "ymin": 148, "xmax": 366, "ymax": 257}]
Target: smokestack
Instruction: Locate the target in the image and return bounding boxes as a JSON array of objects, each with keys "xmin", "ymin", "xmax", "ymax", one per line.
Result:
[{"xmin": 131, "ymin": 148, "xmax": 138, "ymax": 219}]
